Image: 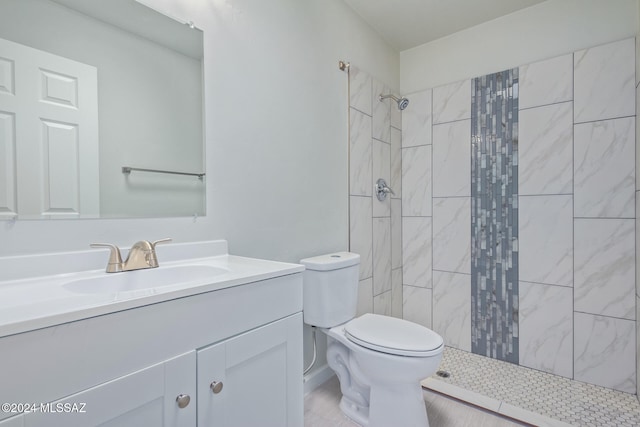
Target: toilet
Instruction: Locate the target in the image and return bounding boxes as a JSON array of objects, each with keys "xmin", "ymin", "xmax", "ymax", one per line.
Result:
[{"xmin": 300, "ymin": 252, "xmax": 444, "ymax": 427}]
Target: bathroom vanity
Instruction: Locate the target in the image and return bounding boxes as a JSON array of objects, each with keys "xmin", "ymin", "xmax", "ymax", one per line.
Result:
[{"xmin": 0, "ymin": 240, "xmax": 304, "ymax": 427}]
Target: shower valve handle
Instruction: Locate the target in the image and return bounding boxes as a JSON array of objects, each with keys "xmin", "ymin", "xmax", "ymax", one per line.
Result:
[{"xmin": 375, "ymin": 178, "xmax": 395, "ymax": 201}]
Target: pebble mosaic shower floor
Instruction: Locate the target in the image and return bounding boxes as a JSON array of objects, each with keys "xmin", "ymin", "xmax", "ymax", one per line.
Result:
[{"xmin": 422, "ymin": 347, "xmax": 640, "ymax": 427}]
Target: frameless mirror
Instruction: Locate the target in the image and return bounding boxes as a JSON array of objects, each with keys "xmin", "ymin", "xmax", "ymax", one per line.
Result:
[{"xmin": 0, "ymin": 0, "xmax": 205, "ymax": 220}]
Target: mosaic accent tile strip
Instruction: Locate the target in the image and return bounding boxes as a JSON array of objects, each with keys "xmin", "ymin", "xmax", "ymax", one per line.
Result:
[
  {"xmin": 426, "ymin": 347, "xmax": 640, "ymax": 427},
  {"xmin": 470, "ymin": 69, "xmax": 519, "ymax": 363}
]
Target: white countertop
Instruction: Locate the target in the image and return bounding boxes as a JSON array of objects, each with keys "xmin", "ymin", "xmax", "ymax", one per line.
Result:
[{"xmin": 0, "ymin": 241, "xmax": 304, "ymax": 338}]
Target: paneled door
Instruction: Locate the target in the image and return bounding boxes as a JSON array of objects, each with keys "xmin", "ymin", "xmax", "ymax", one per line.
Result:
[
  {"xmin": 0, "ymin": 37, "xmax": 99, "ymax": 218},
  {"xmin": 197, "ymin": 314, "xmax": 303, "ymax": 427}
]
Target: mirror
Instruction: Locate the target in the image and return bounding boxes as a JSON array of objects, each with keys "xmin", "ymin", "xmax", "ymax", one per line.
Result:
[{"xmin": 0, "ymin": 0, "xmax": 205, "ymax": 219}]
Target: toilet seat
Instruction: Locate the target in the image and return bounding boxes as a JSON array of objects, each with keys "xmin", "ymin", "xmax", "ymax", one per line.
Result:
[{"xmin": 345, "ymin": 313, "xmax": 443, "ymax": 357}]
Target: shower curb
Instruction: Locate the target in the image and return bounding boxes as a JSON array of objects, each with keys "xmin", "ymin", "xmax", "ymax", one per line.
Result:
[{"xmin": 422, "ymin": 377, "xmax": 572, "ymax": 427}]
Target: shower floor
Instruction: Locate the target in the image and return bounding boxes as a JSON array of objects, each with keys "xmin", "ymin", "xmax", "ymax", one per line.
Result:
[{"xmin": 422, "ymin": 347, "xmax": 640, "ymax": 427}]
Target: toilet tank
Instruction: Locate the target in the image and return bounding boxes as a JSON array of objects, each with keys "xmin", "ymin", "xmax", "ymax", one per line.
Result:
[{"xmin": 299, "ymin": 252, "xmax": 360, "ymax": 328}]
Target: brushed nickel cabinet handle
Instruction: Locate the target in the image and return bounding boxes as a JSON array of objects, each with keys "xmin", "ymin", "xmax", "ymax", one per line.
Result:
[
  {"xmin": 176, "ymin": 394, "xmax": 191, "ymax": 408},
  {"xmin": 210, "ymin": 381, "xmax": 223, "ymax": 394}
]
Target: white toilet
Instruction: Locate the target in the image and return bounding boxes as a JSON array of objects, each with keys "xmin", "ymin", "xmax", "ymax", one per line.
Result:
[{"xmin": 300, "ymin": 252, "xmax": 444, "ymax": 427}]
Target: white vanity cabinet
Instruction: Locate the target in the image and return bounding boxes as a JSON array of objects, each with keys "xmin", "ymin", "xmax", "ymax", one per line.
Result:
[
  {"xmin": 24, "ymin": 352, "xmax": 197, "ymax": 427},
  {"xmin": 198, "ymin": 314, "xmax": 302, "ymax": 427},
  {"xmin": 0, "ymin": 272, "xmax": 303, "ymax": 427}
]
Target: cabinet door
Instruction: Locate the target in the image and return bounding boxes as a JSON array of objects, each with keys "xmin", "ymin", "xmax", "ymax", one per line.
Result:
[
  {"xmin": 23, "ymin": 351, "xmax": 196, "ymax": 427},
  {"xmin": 198, "ymin": 313, "xmax": 303, "ymax": 427}
]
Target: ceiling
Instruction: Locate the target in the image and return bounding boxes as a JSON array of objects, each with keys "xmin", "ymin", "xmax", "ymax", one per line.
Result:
[{"xmin": 342, "ymin": 0, "xmax": 547, "ymax": 51}]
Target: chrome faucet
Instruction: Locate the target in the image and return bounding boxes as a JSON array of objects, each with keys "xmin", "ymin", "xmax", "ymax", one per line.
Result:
[{"xmin": 90, "ymin": 238, "xmax": 172, "ymax": 273}]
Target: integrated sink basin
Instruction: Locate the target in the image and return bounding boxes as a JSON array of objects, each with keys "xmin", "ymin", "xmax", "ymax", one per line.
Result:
[
  {"xmin": 0, "ymin": 240, "xmax": 305, "ymax": 339},
  {"xmin": 63, "ymin": 265, "xmax": 229, "ymax": 295}
]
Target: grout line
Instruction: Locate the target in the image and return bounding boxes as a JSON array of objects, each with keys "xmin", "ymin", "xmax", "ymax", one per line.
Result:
[
  {"xmin": 433, "ymin": 117, "xmax": 472, "ymax": 126},
  {"xmin": 573, "ymin": 216, "xmax": 635, "ymax": 220},
  {"xmin": 430, "ymin": 88, "xmax": 434, "ymax": 328},
  {"xmin": 432, "ymin": 195, "xmax": 471, "ymax": 199},
  {"xmin": 433, "ymin": 269, "xmax": 471, "ymax": 276},
  {"xmin": 574, "ymin": 114, "xmax": 636, "ymax": 125},
  {"xmin": 519, "ymin": 99, "xmax": 573, "ymax": 111},
  {"xmin": 573, "ymin": 310, "xmax": 636, "ymax": 322}
]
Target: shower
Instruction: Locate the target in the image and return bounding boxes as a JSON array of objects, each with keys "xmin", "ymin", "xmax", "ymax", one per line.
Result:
[{"xmin": 379, "ymin": 93, "xmax": 409, "ymax": 110}]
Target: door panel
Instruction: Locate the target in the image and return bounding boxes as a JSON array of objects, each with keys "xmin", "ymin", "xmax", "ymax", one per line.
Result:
[
  {"xmin": 197, "ymin": 313, "xmax": 303, "ymax": 427},
  {"xmin": 0, "ymin": 37, "xmax": 99, "ymax": 218}
]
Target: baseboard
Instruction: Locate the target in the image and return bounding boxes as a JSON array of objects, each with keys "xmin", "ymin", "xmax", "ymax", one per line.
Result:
[{"xmin": 303, "ymin": 363, "xmax": 334, "ymax": 395}]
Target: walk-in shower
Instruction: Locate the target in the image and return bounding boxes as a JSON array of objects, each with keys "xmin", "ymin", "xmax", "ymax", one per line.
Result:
[{"xmin": 379, "ymin": 93, "xmax": 409, "ymax": 110}]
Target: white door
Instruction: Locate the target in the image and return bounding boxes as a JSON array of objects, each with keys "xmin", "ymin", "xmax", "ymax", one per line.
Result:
[
  {"xmin": 0, "ymin": 37, "xmax": 99, "ymax": 218},
  {"xmin": 197, "ymin": 313, "xmax": 303, "ymax": 427},
  {"xmin": 23, "ymin": 351, "xmax": 196, "ymax": 427}
]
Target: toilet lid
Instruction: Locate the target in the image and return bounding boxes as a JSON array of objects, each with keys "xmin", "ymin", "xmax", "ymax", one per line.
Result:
[{"xmin": 345, "ymin": 313, "xmax": 443, "ymax": 357}]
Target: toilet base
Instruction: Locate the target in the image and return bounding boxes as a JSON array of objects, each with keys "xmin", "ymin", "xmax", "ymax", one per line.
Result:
[
  {"xmin": 339, "ymin": 396, "xmax": 369, "ymax": 426},
  {"xmin": 323, "ymin": 325, "xmax": 440, "ymax": 427},
  {"xmin": 339, "ymin": 382, "xmax": 430, "ymax": 427},
  {"xmin": 368, "ymin": 382, "xmax": 429, "ymax": 427}
]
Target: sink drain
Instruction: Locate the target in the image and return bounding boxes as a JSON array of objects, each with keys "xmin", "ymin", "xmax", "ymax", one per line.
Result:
[{"xmin": 436, "ymin": 370, "xmax": 451, "ymax": 378}]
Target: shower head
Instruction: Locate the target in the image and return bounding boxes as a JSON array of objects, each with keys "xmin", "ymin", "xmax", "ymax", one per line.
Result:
[{"xmin": 379, "ymin": 93, "xmax": 409, "ymax": 110}]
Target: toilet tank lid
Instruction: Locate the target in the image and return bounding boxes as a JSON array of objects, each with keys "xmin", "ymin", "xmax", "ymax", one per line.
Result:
[{"xmin": 299, "ymin": 252, "xmax": 360, "ymax": 271}]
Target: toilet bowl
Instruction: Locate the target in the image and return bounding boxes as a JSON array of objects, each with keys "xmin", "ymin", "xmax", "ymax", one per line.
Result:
[
  {"xmin": 300, "ymin": 252, "xmax": 444, "ymax": 427},
  {"xmin": 324, "ymin": 314, "xmax": 443, "ymax": 427}
]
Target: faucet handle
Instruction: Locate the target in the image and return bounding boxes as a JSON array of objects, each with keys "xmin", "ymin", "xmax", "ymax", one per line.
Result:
[
  {"xmin": 90, "ymin": 243, "xmax": 123, "ymax": 273},
  {"xmin": 145, "ymin": 238, "xmax": 171, "ymax": 269},
  {"xmin": 151, "ymin": 238, "xmax": 172, "ymax": 249}
]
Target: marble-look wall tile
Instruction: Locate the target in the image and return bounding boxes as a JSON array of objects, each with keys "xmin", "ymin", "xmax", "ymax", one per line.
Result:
[
  {"xmin": 390, "ymin": 127, "xmax": 402, "ymax": 198},
  {"xmin": 519, "ymin": 282, "xmax": 573, "ymax": 378},
  {"xmin": 391, "ymin": 199, "xmax": 402, "ymax": 269},
  {"xmin": 637, "ymin": 37, "xmax": 640, "ymax": 86},
  {"xmin": 403, "ymin": 285, "xmax": 432, "ymax": 328},
  {"xmin": 574, "ymin": 117, "xmax": 635, "ymax": 218},
  {"xmin": 637, "ymin": 295, "xmax": 640, "ymax": 397},
  {"xmin": 433, "ymin": 79, "xmax": 471, "ymax": 124},
  {"xmin": 519, "ymin": 195, "xmax": 573, "ymax": 287},
  {"xmin": 372, "ymin": 217, "xmax": 392, "ymax": 296},
  {"xmin": 402, "ymin": 217, "xmax": 432, "ymax": 288},
  {"xmin": 574, "ymin": 38, "xmax": 635, "ymax": 123},
  {"xmin": 391, "ymin": 98, "xmax": 402, "ymax": 130},
  {"xmin": 373, "ymin": 290, "xmax": 392, "ymax": 316},
  {"xmin": 519, "ymin": 54, "xmax": 573, "ymax": 110},
  {"xmin": 433, "ymin": 197, "xmax": 471, "ymax": 274},
  {"xmin": 349, "ymin": 66, "xmax": 372, "ymax": 115},
  {"xmin": 574, "ymin": 218, "xmax": 635, "ymax": 320},
  {"xmin": 519, "ymin": 102, "xmax": 573, "ymax": 195},
  {"xmin": 574, "ymin": 312, "xmax": 636, "ymax": 393},
  {"xmin": 433, "ymin": 271, "xmax": 471, "ymax": 351},
  {"xmin": 356, "ymin": 278, "xmax": 373, "ymax": 317},
  {"xmin": 350, "ymin": 196, "xmax": 372, "ymax": 280},
  {"xmin": 637, "ymin": 85, "xmax": 640, "ymax": 191},
  {"xmin": 372, "ymin": 79, "xmax": 391, "ymax": 143},
  {"xmin": 349, "ymin": 109, "xmax": 372, "ymax": 197},
  {"xmin": 402, "ymin": 89, "xmax": 431, "ymax": 148},
  {"xmin": 433, "ymin": 119, "xmax": 471, "ymax": 197},
  {"xmin": 401, "ymin": 146, "xmax": 432, "ymax": 216},
  {"xmin": 372, "ymin": 139, "xmax": 391, "ymax": 217},
  {"xmin": 391, "ymin": 268, "xmax": 402, "ymax": 318},
  {"xmin": 637, "ymin": 193, "xmax": 640, "ymax": 298}
]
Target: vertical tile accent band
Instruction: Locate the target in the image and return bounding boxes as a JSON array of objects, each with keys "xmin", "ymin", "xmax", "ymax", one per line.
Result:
[{"xmin": 471, "ymin": 68, "xmax": 519, "ymax": 364}]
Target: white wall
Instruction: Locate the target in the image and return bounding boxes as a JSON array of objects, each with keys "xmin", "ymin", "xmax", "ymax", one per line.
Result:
[
  {"xmin": 401, "ymin": 0, "xmax": 638, "ymax": 93},
  {"xmin": 0, "ymin": 0, "xmax": 398, "ymax": 261}
]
